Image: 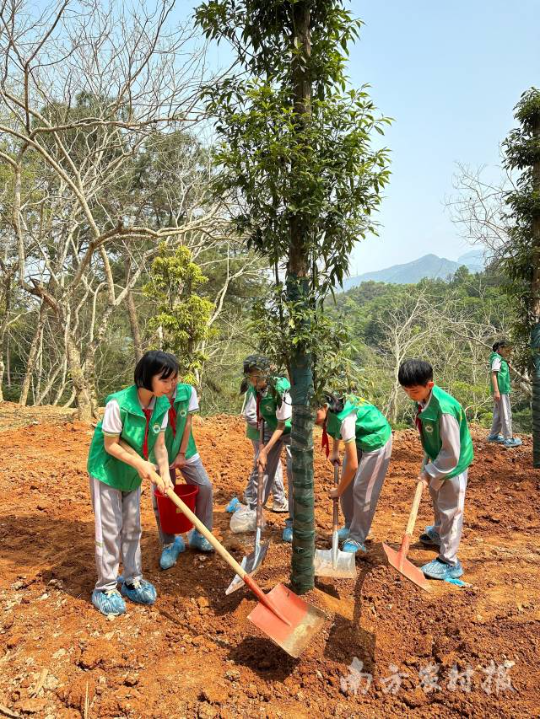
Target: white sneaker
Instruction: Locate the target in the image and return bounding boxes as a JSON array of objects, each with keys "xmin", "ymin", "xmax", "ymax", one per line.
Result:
[{"xmin": 271, "ymin": 498, "xmax": 289, "ymax": 513}]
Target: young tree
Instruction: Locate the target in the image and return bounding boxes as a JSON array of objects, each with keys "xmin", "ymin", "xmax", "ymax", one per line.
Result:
[
  {"xmin": 144, "ymin": 244, "xmax": 214, "ymax": 384},
  {"xmin": 196, "ymin": 1, "xmax": 390, "ymax": 592}
]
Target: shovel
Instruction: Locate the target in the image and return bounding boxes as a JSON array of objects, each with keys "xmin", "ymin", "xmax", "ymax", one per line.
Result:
[
  {"xmin": 314, "ymin": 464, "xmax": 356, "ymax": 579},
  {"xmin": 226, "ymin": 419, "xmax": 270, "ymax": 594},
  {"xmin": 153, "ymin": 474, "xmax": 326, "ymax": 658},
  {"xmin": 383, "ymin": 480, "xmax": 430, "ymax": 592}
]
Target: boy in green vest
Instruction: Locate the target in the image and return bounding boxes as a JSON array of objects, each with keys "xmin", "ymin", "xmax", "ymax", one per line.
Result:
[
  {"xmin": 315, "ymin": 392, "xmax": 392, "ymax": 554},
  {"xmin": 151, "ymin": 371, "xmax": 215, "ymax": 569},
  {"xmin": 226, "ymin": 381, "xmax": 287, "ymax": 514},
  {"xmin": 243, "ymin": 355, "xmax": 294, "ymax": 542},
  {"xmin": 398, "ymin": 359, "xmax": 474, "ymax": 581},
  {"xmin": 488, "ymin": 340, "xmax": 522, "ymax": 448},
  {"xmin": 87, "ymin": 351, "xmax": 177, "ymax": 616},
  {"xmin": 238, "ymin": 376, "xmax": 287, "ymax": 511}
]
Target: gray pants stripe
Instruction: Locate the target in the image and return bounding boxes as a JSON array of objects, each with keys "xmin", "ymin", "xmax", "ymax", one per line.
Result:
[
  {"xmin": 490, "ymin": 394, "xmax": 512, "ymax": 439},
  {"xmin": 429, "ymin": 470, "xmax": 468, "ymax": 565},
  {"xmin": 152, "ymin": 457, "xmax": 214, "ymax": 546},
  {"xmin": 340, "ymin": 436, "xmax": 392, "ymax": 544},
  {"xmin": 90, "ymin": 476, "xmax": 142, "ymax": 593},
  {"xmin": 244, "ymin": 434, "xmax": 286, "ymax": 506}
]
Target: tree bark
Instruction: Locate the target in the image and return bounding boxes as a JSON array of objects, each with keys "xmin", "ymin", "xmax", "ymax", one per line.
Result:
[
  {"xmin": 19, "ymin": 302, "xmax": 47, "ymax": 406},
  {"xmin": 62, "ymin": 388, "xmax": 76, "ymax": 408},
  {"xmin": 52, "ymin": 360, "xmax": 68, "ymax": 406},
  {"xmin": 0, "ymin": 273, "xmax": 13, "ymax": 403},
  {"xmin": 127, "ymin": 289, "xmax": 144, "ymax": 362},
  {"xmin": 288, "ymin": 1, "xmax": 315, "ymax": 595},
  {"xmin": 6, "ymin": 332, "xmax": 10, "ymax": 388},
  {"xmin": 36, "ymin": 321, "xmax": 44, "ymax": 401},
  {"xmin": 63, "ymin": 312, "xmax": 93, "ymax": 421},
  {"xmin": 36, "ymin": 359, "xmax": 65, "ymax": 405}
]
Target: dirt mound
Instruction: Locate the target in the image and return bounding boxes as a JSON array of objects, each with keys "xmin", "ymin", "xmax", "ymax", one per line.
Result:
[{"xmin": 0, "ymin": 412, "xmax": 538, "ymax": 717}]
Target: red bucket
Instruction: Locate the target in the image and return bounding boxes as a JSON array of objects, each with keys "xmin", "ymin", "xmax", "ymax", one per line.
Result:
[{"xmin": 154, "ymin": 484, "xmax": 199, "ymax": 534}]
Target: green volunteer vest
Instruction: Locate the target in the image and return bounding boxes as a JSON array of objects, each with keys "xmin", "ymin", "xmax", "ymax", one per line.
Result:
[
  {"xmin": 416, "ymin": 385, "xmax": 474, "ymax": 478},
  {"xmin": 489, "ymin": 351, "xmax": 511, "ymax": 394},
  {"xmin": 162, "ymin": 383, "xmax": 198, "ymax": 461},
  {"xmin": 246, "ymin": 377, "xmax": 292, "ymax": 434},
  {"xmin": 246, "ymin": 424, "xmax": 260, "ymax": 441},
  {"xmin": 326, "ymin": 396, "xmax": 392, "ymax": 453},
  {"xmin": 242, "ymin": 393, "xmax": 261, "ymax": 441},
  {"xmin": 87, "ymin": 385, "xmax": 170, "ymax": 492}
]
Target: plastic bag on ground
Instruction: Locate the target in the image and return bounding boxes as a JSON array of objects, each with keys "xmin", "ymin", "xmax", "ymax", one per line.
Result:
[{"xmin": 230, "ymin": 505, "xmax": 265, "ymax": 533}]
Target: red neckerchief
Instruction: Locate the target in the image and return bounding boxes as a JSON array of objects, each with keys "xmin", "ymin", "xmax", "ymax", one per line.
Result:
[
  {"xmin": 168, "ymin": 397, "xmax": 177, "ymax": 438},
  {"xmin": 321, "ymin": 417, "xmax": 330, "ymax": 458},
  {"xmin": 415, "ymin": 404, "xmax": 423, "ymax": 438},
  {"xmin": 256, "ymin": 392, "xmax": 261, "ymax": 423},
  {"xmin": 142, "ymin": 408, "xmax": 153, "ymax": 459}
]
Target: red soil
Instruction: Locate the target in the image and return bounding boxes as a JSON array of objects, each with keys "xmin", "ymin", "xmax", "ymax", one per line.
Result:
[{"xmin": 0, "ymin": 404, "xmax": 538, "ymax": 718}]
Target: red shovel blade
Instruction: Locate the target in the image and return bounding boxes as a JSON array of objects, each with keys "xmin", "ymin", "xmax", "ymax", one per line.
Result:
[
  {"xmin": 248, "ymin": 583, "xmax": 326, "ymax": 658},
  {"xmin": 383, "ymin": 537, "xmax": 431, "ymax": 592}
]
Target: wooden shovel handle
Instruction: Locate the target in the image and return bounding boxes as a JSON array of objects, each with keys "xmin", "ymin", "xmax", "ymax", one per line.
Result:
[
  {"xmin": 332, "ymin": 463, "xmax": 340, "ymax": 530},
  {"xmin": 159, "ymin": 475, "xmax": 292, "ymax": 624},
  {"xmin": 151, "ymin": 469, "xmax": 247, "ymax": 579},
  {"xmin": 405, "ymin": 480, "xmax": 425, "ymax": 537},
  {"xmin": 150, "ymin": 470, "xmax": 166, "ymax": 493},
  {"xmin": 256, "ymin": 418, "xmax": 265, "ymax": 528}
]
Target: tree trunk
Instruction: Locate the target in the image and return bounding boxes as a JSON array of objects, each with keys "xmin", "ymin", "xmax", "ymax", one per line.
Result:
[
  {"xmin": 157, "ymin": 325, "xmax": 164, "ymax": 350},
  {"xmin": 6, "ymin": 332, "xmax": 10, "ymax": 388},
  {"xmin": 0, "ymin": 274, "xmax": 13, "ymax": 403},
  {"xmin": 84, "ymin": 302, "xmax": 118, "ymax": 417},
  {"xmin": 52, "ymin": 360, "xmax": 68, "ymax": 406},
  {"xmin": 288, "ymin": 1, "xmax": 315, "ymax": 595},
  {"xmin": 388, "ymin": 381, "xmax": 399, "ymax": 426},
  {"xmin": 287, "ymin": 277, "xmax": 316, "ymax": 595},
  {"xmin": 19, "ymin": 303, "xmax": 47, "ymax": 406},
  {"xmin": 36, "ymin": 320, "xmax": 44, "ymax": 401},
  {"xmin": 127, "ymin": 289, "xmax": 143, "ymax": 362},
  {"xmin": 62, "ymin": 388, "xmax": 76, "ymax": 408},
  {"xmin": 36, "ymin": 360, "xmax": 65, "ymax": 405},
  {"xmin": 63, "ymin": 313, "xmax": 93, "ymax": 421}
]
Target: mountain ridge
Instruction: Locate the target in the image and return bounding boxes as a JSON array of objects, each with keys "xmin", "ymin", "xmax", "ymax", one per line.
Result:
[{"xmin": 341, "ymin": 250, "xmax": 484, "ymax": 292}]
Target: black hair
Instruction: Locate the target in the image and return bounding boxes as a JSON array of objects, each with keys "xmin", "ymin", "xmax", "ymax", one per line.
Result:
[
  {"xmin": 134, "ymin": 350, "xmax": 178, "ymax": 390},
  {"xmin": 493, "ymin": 340, "xmax": 511, "ymax": 353},
  {"xmin": 324, "ymin": 392, "xmax": 345, "ymax": 414},
  {"xmin": 243, "ymin": 354, "xmax": 271, "ymax": 375},
  {"xmin": 398, "ymin": 359, "xmax": 433, "ymax": 387}
]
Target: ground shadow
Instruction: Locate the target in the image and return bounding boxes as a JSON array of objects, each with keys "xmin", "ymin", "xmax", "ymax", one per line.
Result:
[
  {"xmin": 0, "ymin": 512, "xmax": 97, "ymax": 602},
  {"xmin": 321, "ymin": 563, "xmax": 376, "ymax": 673},
  {"xmin": 226, "ymin": 635, "xmax": 301, "ymax": 679},
  {"xmin": 0, "ymin": 510, "xmax": 290, "ymax": 621}
]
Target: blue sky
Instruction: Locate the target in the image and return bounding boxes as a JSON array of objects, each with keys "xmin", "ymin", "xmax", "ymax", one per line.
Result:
[{"xmin": 187, "ymin": 1, "xmax": 540, "ymax": 274}]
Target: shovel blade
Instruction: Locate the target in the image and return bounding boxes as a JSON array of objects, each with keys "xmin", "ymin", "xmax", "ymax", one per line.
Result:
[
  {"xmin": 313, "ymin": 548, "xmax": 356, "ymax": 579},
  {"xmin": 383, "ymin": 542, "xmax": 430, "ymax": 592},
  {"xmin": 225, "ymin": 541, "xmax": 270, "ymax": 595},
  {"xmin": 248, "ymin": 583, "xmax": 326, "ymax": 658}
]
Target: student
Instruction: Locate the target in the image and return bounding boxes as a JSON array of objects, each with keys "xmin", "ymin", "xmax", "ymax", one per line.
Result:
[
  {"xmin": 235, "ymin": 377, "xmax": 288, "ymax": 513},
  {"xmin": 152, "ymin": 371, "xmax": 215, "ymax": 569},
  {"xmin": 243, "ymin": 355, "xmax": 294, "ymax": 542},
  {"xmin": 398, "ymin": 359, "xmax": 474, "ymax": 581},
  {"xmin": 315, "ymin": 392, "xmax": 392, "ymax": 554},
  {"xmin": 488, "ymin": 340, "xmax": 522, "ymax": 448},
  {"xmin": 87, "ymin": 350, "xmax": 177, "ymax": 616}
]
